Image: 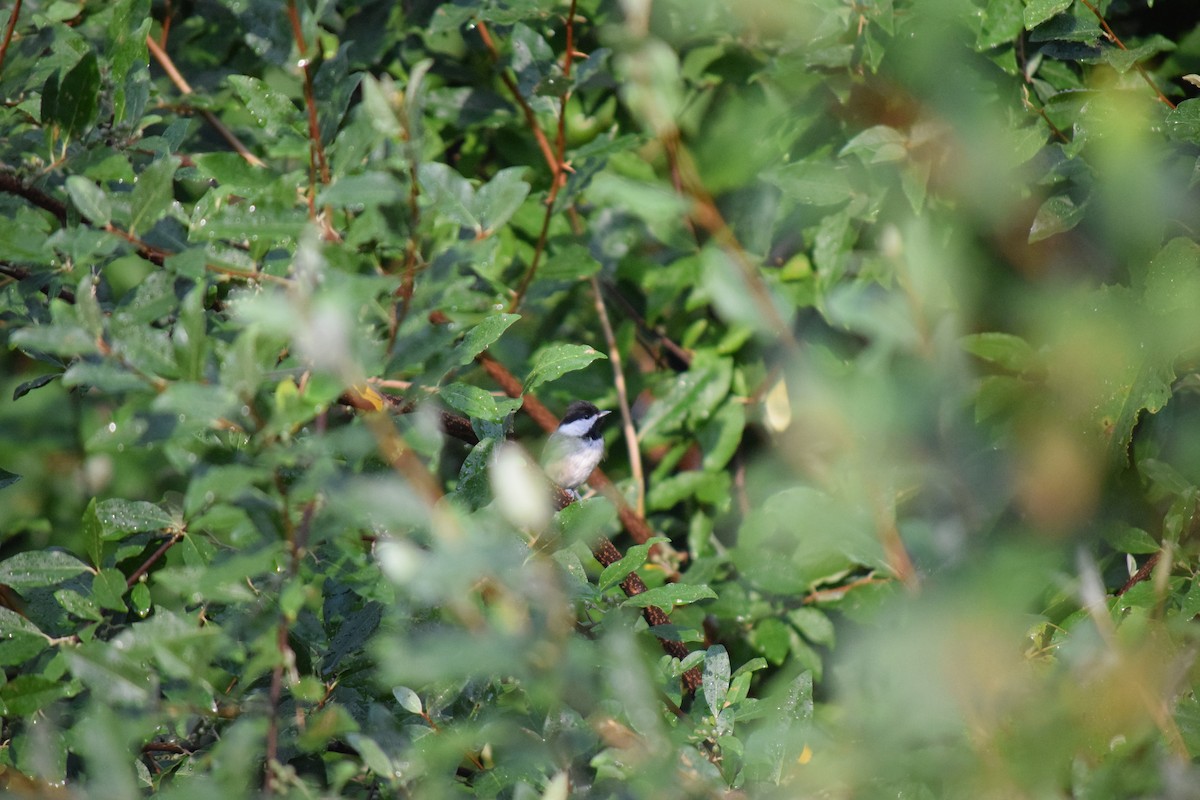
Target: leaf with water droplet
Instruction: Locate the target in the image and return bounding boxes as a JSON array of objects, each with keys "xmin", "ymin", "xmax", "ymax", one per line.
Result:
[
  {"xmin": 95, "ymin": 499, "xmax": 173, "ymax": 540},
  {"xmin": 0, "ymin": 551, "xmax": 90, "ymax": 591},
  {"xmin": 523, "ymin": 344, "xmax": 606, "ymax": 391}
]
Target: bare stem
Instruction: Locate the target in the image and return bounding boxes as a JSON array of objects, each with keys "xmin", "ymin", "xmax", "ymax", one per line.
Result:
[
  {"xmin": 145, "ymin": 35, "xmax": 267, "ymax": 167},
  {"xmin": 0, "ymin": 0, "xmax": 22, "ymax": 79},
  {"xmin": 1078, "ymin": 0, "xmax": 1176, "ymax": 110},
  {"xmin": 591, "ymin": 275, "xmax": 645, "ymax": 516}
]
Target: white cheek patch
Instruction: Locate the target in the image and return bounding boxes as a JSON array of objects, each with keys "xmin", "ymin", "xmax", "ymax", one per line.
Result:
[{"xmin": 558, "ymin": 417, "xmax": 596, "ymax": 437}]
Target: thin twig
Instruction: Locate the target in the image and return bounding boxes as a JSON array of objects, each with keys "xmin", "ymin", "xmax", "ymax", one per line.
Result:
[
  {"xmin": 265, "ymin": 497, "xmax": 315, "ymax": 795},
  {"xmin": 476, "ymin": 21, "xmax": 558, "ymax": 174},
  {"xmin": 476, "ymin": 6, "xmax": 579, "ymax": 313},
  {"xmin": 591, "ymin": 275, "xmax": 645, "ymax": 516},
  {"xmin": 126, "ymin": 532, "xmax": 184, "ymax": 587},
  {"xmin": 145, "ymin": 34, "xmax": 267, "ymax": 167},
  {"xmin": 0, "ymin": 0, "xmax": 22, "ymax": 79},
  {"xmin": 661, "ymin": 134, "xmax": 798, "ymax": 349},
  {"xmin": 1078, "ymin": 0, "xmax": 1176, "ymax": 110},
  {"xmin": 285, "ymin": 0, "xmax": 337, "ymax": 240}
]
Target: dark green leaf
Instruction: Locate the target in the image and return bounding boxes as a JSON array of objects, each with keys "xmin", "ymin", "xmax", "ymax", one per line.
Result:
[
  {"xmin": 12, "ymin": 373, "xmax": 58, "ymax": 401},
  {"xmin": 53, "ymin": 52, "xmax": 100, "ymax": 138}
]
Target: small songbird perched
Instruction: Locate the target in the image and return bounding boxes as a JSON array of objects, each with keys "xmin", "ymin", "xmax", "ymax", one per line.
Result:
[{"xmin": 541, "ymin": 401, "xmax": 611, "ymax": 495}]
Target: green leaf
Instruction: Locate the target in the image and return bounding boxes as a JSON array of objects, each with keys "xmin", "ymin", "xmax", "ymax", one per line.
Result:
[
  {"xmin": 81, "ymin": 498, "xmax": 102, "ymax": 567},
  {"xmin": 56, "ymin": 588, "xmax": 104, "ymax": 622},
  {"xmin": 128, "ymin": 155, "xmax": 179, "ymax": 235},
  {"xmin": 647, "ymin": 470, "xmax": 732, "ymax": 511},
  {"xmin": 418, "ymin": 162, "xmax": 478, "ymax": 229},
  {"xmin": 1023, "ymin": 0, "xmax": 1072, "ymax": 30},
  {"xmin": 840, "ymin": 125, "xmax": 908, "ymax": 163},
  {"xmin": 62, "ymin": 640, "xmax": 156, "ymax": 705},
  {"xmin": 192, "ymin": 152, "xmax": 274, "ymax": 189},
  {"xmin": 0, "ymin": 468, "xmax": 20, "ymax": 491},
  {"xmin": 317, "ymin": 172, "xmax": 406, "ymax": 209},
  {"xmin": 53, "ymin": 52, "xmax": 100, "ymax": 138},
  {"xmin": 439, "ymin": 383, "xmax": 522, "ymax": 422},
  {"xmin": 11, "ymin": 322, "xmax": 100, "ymax": 357},
  {"xmin": 393, "ymin": 686, "xmax": 423, "ymax": 714},
  {"xmin": 961, "ymin": 332, "xmax": 1037, "ymax": 374},
  {"xmin": 622, "ymin": 583, "xmax": 717, "ymax": 613},
  {"xmin": 1028, "ymin": 193, "xmax": 1085, "ymax": 242},
  {"xmin": 702, "ymin": 645, "xmax": 731, "ymax": 718},
  {"xmin": 0, "ymin": 550, "xmax": 90, "ymax": 591},
  {"xmin": 95, "ymin": 499, "xmax": 174, "ymax": 539},
  {"xmin": 524, "ymin": 344, "xmax": 606, "ymax": 391},
  {"xmin": 346, "ymin": 733, "xmax": 394, "ymax": 779},
  {"xmin": 639, "ymin": 354, "xmax": 733, "ymax": 441},
  {"xmin": 228, "ymin": 74, "xmax": 302, "ymax": 137},
  {"xmin": 474, "ymin": 166, "xmax": 530, "ymax": 233},
  {"xmin": 1165, "ymin": 99, "xmax": 1200, "ymax": 144},
  {"xmin": 92, "ymin": 568, "xmax": 128, "ymax": 611},
  {"xmin": 0, "ymin": 608, "xmax": 49, "ymax": 666},
  {"xmin": 749, "ymin": 618, "xmax": 792, "ymax": 665},
  {"xmin": 453, "ymin": 314, "xmax": 520, "ymax": 366},
  {"xmin": 767, "ymin": 160, "xmax": 854, "ymax": 206},
  {"xmin": 698, "ymin": 401, "xmax": 745, "ymax": 471},
  {"xmin": 0, "ymin": 675, "xmax": 75, "ymax": 716},
  {"xmin": 65, "ymin": 175, "xmax": 111, "ymax": 226},
  {"xmin": 597, "ymin": 537, "xmax": 669, "ymax": 592}
]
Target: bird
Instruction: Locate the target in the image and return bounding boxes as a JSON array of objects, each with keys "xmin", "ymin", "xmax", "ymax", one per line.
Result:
[{"xmin": 541, "ymin": 401, "xmax": 611, "ymax": 496}]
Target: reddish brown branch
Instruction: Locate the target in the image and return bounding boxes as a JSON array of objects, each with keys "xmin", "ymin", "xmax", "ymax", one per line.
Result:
[
  {"xmin": 126, "ymin": 532, "xmax": 184, "ymax": 588},
  {"xmin": 145, "ymin": 34, "xmax": 267, "ymax": 167},
  {"xmin": 473, "ymin": 350, "xmax": 698, "ymax": 691},
  {"xmin": 0, "ymin": 0, "xmax": 22, "ymax": 78},
  {"xmin": 285, "ymin": 0, "xmax": 336, "ymax": 238},
  {"xmin": 1116, "ymin": 551, "xmax": 1160, "ymax": 596},
  {"xmin": 476, "ymin": 21, "xmax": 559, "ymax": 175},
  {"xmin": 1078, "ymin": 0, "xmax": 1176, "ymax": 110},
  {"xmin": 474, "ymin": 11, "xmax": 579, "ymax": 312}
]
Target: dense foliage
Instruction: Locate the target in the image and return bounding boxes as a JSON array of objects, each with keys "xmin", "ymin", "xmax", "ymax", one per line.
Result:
[{"xmin": 3, "ymin": 0, "xmax": 1200, "ymax": 796}]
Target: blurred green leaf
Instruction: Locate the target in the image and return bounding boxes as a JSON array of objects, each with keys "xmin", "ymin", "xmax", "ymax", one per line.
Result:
[
  {"xmin": 0, "ymin": 468, "xmax": 20, "ymax": 490},
  {"xmin": 1028, "ymin": 194, "xmax": 1086, "ymax": 242},
  {"xmin": 65, "ymin": 176, "xmax": 111, "ymax": 226},
  {"xmin": 128, "ymin": 156, "xmax": 179, "ymax": 235}
]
